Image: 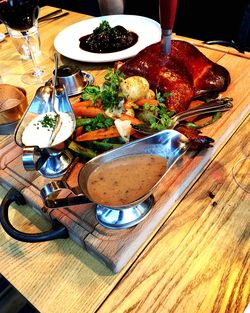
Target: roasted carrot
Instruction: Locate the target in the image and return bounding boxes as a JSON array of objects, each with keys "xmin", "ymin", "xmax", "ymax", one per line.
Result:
[
  {"xmin": 134, "ymin": 98, "xmax": 159, "ymax": 106},
  {"xmin": 74, "ymin": 125, "xmax": 83, "ymax": 137},
  {"xmin": 72, "ymin": 100, "xmax": 94, "ymax": 108},
  {"xmin": 123, "ymin": 100, "xmax": 134, "ymax": 109},
  {"xmin": 73, "ymin": 105, "xmax": 105, "ymax": 118},
  {"xmin": 131, "ymin": 131, "xmax": 145, "ymax": 139},
  {"xmin": 66, "ymin": 162, "xmax": 85, "ymax": 188},
  {"xmin": 119, "ymin": 113, "xmax": 143, "ymax": 125},
  {"xmin": 76, "ymin": 126, "xmax": 120, "ymax": 141}
]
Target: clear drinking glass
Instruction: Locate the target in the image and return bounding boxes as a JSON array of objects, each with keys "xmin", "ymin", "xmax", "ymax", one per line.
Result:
[
  {"xmin": 0, "ymin": 0, "xmax": 46, "ymax": 85},
  {"xmin": 6, "ymin": 22, "xmax": 41, "ymax": 60}
]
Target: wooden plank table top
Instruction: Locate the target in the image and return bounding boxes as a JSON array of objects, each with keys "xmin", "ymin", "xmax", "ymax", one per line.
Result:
[{"xmin": 0, "ymin": 6, "xmax": 250, "ymax": 313}]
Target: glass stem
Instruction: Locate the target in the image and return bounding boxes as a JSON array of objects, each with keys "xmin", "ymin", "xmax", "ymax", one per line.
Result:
[{"xmin": 22, "ymin": 31, "xmax": 44, "ymax": 78}]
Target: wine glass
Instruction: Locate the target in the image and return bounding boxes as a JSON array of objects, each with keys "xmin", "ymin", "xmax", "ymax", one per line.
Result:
[{"xmin": 0, "ymin": 0, "xmax": 47, "ymax": 84}]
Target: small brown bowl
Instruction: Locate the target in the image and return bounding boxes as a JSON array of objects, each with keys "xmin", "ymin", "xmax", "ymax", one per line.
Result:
[{"xmin": 0, "ymin": 84, "xmax": 28, "ymax": 134}]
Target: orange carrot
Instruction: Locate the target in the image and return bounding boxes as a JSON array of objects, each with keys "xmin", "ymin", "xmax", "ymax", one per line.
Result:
[
  {"xmin": 75, "ymin": 125, "xmax": 83, "ymax": 138},
  {"xmin": 72, "ymin": 100, "xmax": 94, "ymax": 108},
  {"xmin": 135, "ymin": 98, "xmax": 159, "ymax": 106},
  {"xmin": 76, "ymin": 126, "xmax": 120, "ymax": 142},
  {"xmin": 72, "ymin": 99, "xmax": 103, "ymax": 109},
  {"xmin": 73, "ymin": 105, "xmax": 105, "ymax": 118},
  {"xmin": 66, "ymin": 162, "xmax": 84, "ymax": 188},
  {"xmin": 123, "ymin": 100, "xmax": 134, "ymax": 109},
  {"xmin": 119, "ymin": 113, "xmax": 143, "ymax": 125}
]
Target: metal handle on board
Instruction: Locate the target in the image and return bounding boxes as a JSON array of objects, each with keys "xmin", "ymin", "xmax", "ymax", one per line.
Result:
[{"xmin": 0, "ymin": 188, "xmax": 69, "ymax": 242}]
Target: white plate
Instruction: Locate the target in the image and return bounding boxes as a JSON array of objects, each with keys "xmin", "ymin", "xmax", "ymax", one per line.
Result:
[
  {"xmin": 0, "ymin": 32, "xmax": 6, "ymax": 42},
  {"xmin": 54, "ymin": 15, "xmax": 161, "ymax": 63}
]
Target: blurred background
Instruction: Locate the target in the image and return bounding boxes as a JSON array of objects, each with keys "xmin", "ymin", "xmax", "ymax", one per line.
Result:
[{"xmin": 39, "ymin": 0, "xmax": 250, "ymax": 52}]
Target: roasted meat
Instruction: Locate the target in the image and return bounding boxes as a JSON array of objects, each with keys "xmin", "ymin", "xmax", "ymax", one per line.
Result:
[
  {"xmin": 118, "ymin": 40, "xmax": 231, "ymax": 113},
  {"xmin": 118, "ymin": 40, "xmax": 231, "ymax": 149},
  {"xmin": 175, "ymin": 125, "xmax": 215, "ymax": 150}
]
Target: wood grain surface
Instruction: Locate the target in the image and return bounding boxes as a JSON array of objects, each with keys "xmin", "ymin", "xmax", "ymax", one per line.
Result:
[
  {"xmin": 0, "ymin": 6, "xmax": 249, "ymax": 313},
  {"xmin": 98, "ymin": 114, "xmax": 250, "ymax": 313}
]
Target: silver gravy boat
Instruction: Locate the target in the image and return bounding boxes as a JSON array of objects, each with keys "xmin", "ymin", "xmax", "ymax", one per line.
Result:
[
  {"xmin": 0, "ymin": 129, "xmax": 189, "ymax": 243},
  {"xmin": 40, "ymin": 129, "xmax": 189, "ymax": 229},
  {"xmin": 14, "ymin": 85, "xmax": 76, "ymax": 178}
]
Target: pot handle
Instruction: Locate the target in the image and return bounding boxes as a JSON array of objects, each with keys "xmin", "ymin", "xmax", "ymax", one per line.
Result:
[{"xmin": 0, "ymin": 188, "xmax": 69, "ymax": 242}]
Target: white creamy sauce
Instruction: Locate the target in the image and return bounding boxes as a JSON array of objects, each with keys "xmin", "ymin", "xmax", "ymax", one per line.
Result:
[{"xmin": 22, "ymin": 112, "xmax": 74, "ymax": 148}]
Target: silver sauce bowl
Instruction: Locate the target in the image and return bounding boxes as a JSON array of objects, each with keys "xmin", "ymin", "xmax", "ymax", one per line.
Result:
[
  {"xmin": 41, "ymin": 129, "xmax": 190, "ymax": 229},
  {"xmin": 0, "ymin": 129, "xmax": 189, "ymax": 244},
  {"xmin": 51, "ymin": 64, "xmax": 94, "ymax": 97}
]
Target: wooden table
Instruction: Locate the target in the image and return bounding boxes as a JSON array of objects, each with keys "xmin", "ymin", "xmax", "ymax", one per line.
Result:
[{"xmin": 0, "ymin": 6, "xmax": 249, "ymax": 313}]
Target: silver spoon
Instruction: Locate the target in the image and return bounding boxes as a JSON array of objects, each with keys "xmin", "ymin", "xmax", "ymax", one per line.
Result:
[
  {"xmin": 133, "ymin": 97, "xmax": 233, "ymax": 135},
  {"xmin": 49, "ymin": 52, "xmax": 62, "ymax": 146}
]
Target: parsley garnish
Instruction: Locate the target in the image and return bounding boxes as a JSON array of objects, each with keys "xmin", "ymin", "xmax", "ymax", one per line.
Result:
[
  {"xmin": 93, "ymin": 20, "xmax": 111, "ymax": 35},
  {"xmin": 144, "ymin": 103, "xmax": 175, "ymax": 130},
  {"xmin": 101, "ymin": 69, "xmax": 125, "ymax": 111},
  {"xmin": 81, "ymin": 85, "xmax": 101, "ymax": 103},
  {"xmin": 34, "ymin": 114, "xmax": 58, "ymax": 130},
  {"xmin": 84, "ymin": 114, "xmax": 114, "ymax": 132},
  {"xmin": 138, "ymin": 91, "xmax": 175, "ymax": 131},
  {"xmin": 156, "ymin": 90, "xmax": 172, "ymax": 103},
  {"xmin": 80, "ymin": 69, "xmax": 125, "ymax": 111}
]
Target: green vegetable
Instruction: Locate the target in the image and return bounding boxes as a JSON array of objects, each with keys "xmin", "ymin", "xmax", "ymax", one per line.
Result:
[
  {"xmin": 87, "ymin": 140, "xmax": 122, "ymax": 151},
  {"xmin": 87, "ymin": 114, "xmax": 114, "ymax": 132},
  {"xmin": 101, "ymin": 69, "xmax": 125, "ymax": 111},
  {"xmin": 93, "ymin": 20, "xmax": 111, "ymax": 35},
  {"xmin": 80, "ymin": 86, "xmax": 101, "ymax": 103},
  {"xmin": 155, "ymin": 90, "xmax": 172, "ymax": 103},
  {"xmin": 75, "ymin": 117, "xmax": 93, "ymax": 128},
  {"xmin": 140, "ymin": 103, "xmax": 175, "ymax": 131},
  {"xmin": 186, "ymin": 112, "xmax": 223, "ymax": 129},
  {"xmin": 68, "ymin": 141, "xmax": 97, "ymax": 159},
  {"xmin": 80, "ymin": 69, "xmax": 126, "ymax": 112},
  {"xmin": 75, "ymin": 114, "xmax": 114, "ymax": 131}
]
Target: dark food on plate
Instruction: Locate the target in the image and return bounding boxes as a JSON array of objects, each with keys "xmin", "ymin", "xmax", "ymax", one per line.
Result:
[
  {"xmin": 79, "ymin": 20, "xmax": 138, "ymax": 53},
  {"xmin": 118, "ymin": 40, "xmax": 231, "ymax": 113}
]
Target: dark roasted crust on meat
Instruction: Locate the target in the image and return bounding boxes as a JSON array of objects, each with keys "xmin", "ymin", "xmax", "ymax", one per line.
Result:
[
  {"xmin": 175, "ymin": 125, "xmax": 214, "ymax": 150},
  {"xmin": 119, "ymin": 40, "xmax": 231, "ymax": 113}
]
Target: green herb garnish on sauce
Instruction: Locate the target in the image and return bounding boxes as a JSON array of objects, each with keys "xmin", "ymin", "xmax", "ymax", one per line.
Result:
[{"xmin": 34, "ymin": 114, "xmax": 58, "ymax": 130}]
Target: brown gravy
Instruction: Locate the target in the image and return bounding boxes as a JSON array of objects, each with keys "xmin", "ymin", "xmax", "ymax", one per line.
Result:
[{"xmin": 87, "ymin": 154, "xmax": 167, "ymax": 207}]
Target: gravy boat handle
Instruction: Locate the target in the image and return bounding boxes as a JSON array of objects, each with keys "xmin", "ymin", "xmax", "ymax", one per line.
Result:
[
  {"xmin": 40, "ymin": 180, "xmax": 93, "ymax": 209},
  {"xmin": 22, "ymin": 146, "xmax": 48, "ymax": 171}
]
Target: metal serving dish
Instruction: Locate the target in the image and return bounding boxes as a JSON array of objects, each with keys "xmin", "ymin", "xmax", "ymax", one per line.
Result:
[
  {"xmin": 47, "ymin": 64, "xmax": 94, "ymax": 97},
  {"xmin": 0, "ymin": 84, "xmax": 28, "ymax": 135},
  {"xmin": 0, "ymin": 129, "xmax": 189, "ymax": 243}
]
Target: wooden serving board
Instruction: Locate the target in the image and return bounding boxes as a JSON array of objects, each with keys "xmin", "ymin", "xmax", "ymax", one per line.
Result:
[{"xmin": 0, "ymin": 51, "xmax": 249, "ymax": 273}]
